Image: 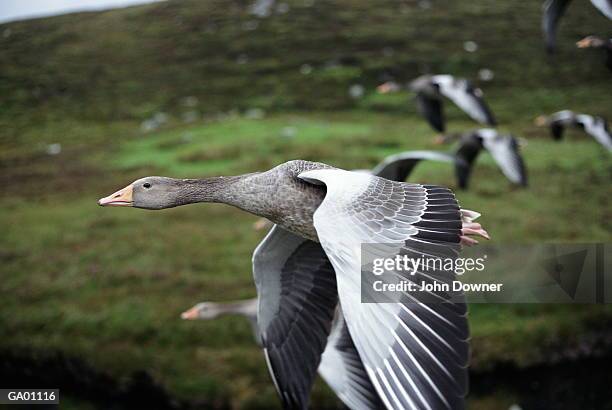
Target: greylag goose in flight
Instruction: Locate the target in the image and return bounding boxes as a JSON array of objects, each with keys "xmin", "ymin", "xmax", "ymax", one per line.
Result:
[
  {"xmin": 99, "ymin": 160, "xmax": 489, "ymax": 410},
  {"xmin": 378, "ymin": 75, "xmax": 496, "ymax": 133},
  {"xmin": 182, "ymin": 296, "xmax": 384, "ymax": 409},
  {"xmin": 542, "ymin": 0, "xmax": 612, "ymax": 53},
  {"xmin": 535, "ymin": 110, "xmax": 612, "ymax": 151},
  {"xmin": 577, "ymin": 35, "xmax": 612, "ymax": 71},
  {"xmin": 438, "ymin": 129, "xmax": 528, "ymax": 188}
]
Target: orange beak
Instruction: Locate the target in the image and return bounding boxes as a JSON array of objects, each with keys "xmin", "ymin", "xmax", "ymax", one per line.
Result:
[
  {"xmin": 433, "ymin": 135, "xmax": 446, "ymax": 145},
  {"xmin": 376, "ymin": 82, "xmax": 393, "ymax": 94},
  {"xmin": 98, "ymin": 184, "xmax": 134, "ymax": 206},
  {"xmin": 576, "ymin": 38, "xmax": 591, "ymax": 48},
  {"xmin": 181, "ymin": 306, "xmax": 200, "ymax": 320}
]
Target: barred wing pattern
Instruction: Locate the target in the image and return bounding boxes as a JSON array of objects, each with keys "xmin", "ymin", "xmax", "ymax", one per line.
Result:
[
  {"xmin": 253, "ymin": 225, "xmax": 338, "ymax": 409},
  {"xmin": 319, "ymin": 308, "xmax": 385, "ymax": 410},
  {"xmin": 298, "ymin": 169, "xmax": 469, "ymax": 410}
]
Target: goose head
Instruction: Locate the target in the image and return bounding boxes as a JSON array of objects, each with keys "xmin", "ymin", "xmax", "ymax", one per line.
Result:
[
  {"xmin": 181, "ymin": 302, "xmax": 222, "ymax": 320},
  {"xmin": 577, "ymin": 36, "xmax": 604, "ymax": 49},
  {"xmin": 98, "ymin": 177, "xmax": 186, "ymax": 209},
  {"xmin": 99, "ymin": 175, "xmax": 238, "ymax": 209}
]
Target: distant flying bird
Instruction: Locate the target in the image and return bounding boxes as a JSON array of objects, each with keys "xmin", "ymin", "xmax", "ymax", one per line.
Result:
[
  {"xmin": 378, "ymin": 75, "xmax": 496, "ymax": 133},
  {"xmin": 438, "ymin": 129, "xmax": 528, "ymax": 188},
  {"xmin": 100, "ymin": 160, "xmax": 490, "ymax": 410},
  {"xmin": 577, "ymin": 35, "xmax": 612, "ymax": 71},
  {"xmin": 536, "ymin": 110, "xmax": 612, "ymax": 151},
  {"xmin": 182, "ymin": 298, "xmax": 384, "ymax": 409},
  {"xmin": 542, "ymin": 0, "xmax": 612, "ymax": 53}
]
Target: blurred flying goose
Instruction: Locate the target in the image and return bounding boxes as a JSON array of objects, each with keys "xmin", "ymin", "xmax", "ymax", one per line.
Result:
[
  {"xmin": 577, "ymin": 35, "xmax": 612, "ymax": 71},
  {"xmin": 181, "ymin": 228, "xmax": 384, "ymax": 409},
  {"xmin": 183, "ymin": 297, "xmax": 384, "ymax": 409},
  {"xmin": 542, "ymin": 0, "xmax": 612, "ymax": 53},
  {"xmin": 438, "ymin": 129, "xmax": 528, "ymax": 188},
  {"xmin": 535, "ymin": 110, "xmax": 612, "ymax": 151},
  {"xmin": 378, "ymin": 74, "xmax": 496, "ymax": 133},
  {"xmin": 99, "ymin": 160, "xmax": 489, "ymax": 410}
]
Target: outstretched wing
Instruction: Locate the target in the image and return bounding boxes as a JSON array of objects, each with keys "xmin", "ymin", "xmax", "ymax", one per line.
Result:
[
  {"xmin": 577, "ymin": 115, "xmax": 612, "ymax": 151},
  {"xmin": 253, "ymin": 225, "xmax": 338, "ymax": 409},
  {"xmin": 371, "ymin": 150, "xmax": 465, "ymax": 187},
  {"xmin": 590, "ymin": 0, "xmax": 612, "ymax": 19},
  {"xmin": 454, "ymin": 134, "xmax": 484, "ymax": 189},
  {"xmin": 437, "ymin": 79, "xmax": 496, "ymax": 125},
  {"xmin": 415, "ymin": 92, "xmax": 445, "ymax": 132},
  {"xmin": 480, "ymin": 133, "xmax": 528, "ymax": 186},
  {"xmin": 319, "ymin": 308, "xmax": 385, "ymax": 410},
  {"xmin": 548, "ymin": 110, "xmax": 576, "ymax": 140},
  {"xmin": 298, "ymin": 169, "xmax": 469, "ymax": 410},
  {"xmin": 542, "ymin": 0, "xmax": 573, "ymax": 53},
  {"xmin": 551, "ymin": 121, "xmax": 565, "ymax": 140}
]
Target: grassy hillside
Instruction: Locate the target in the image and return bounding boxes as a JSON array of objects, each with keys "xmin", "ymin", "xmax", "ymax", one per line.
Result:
[
  {"xmin": 1, "ymin": 0, "xmax": 611, "ymax": 123},
  {"xmin": 1, "ymin": 0, "xmax": 611, "ymax": 409}
]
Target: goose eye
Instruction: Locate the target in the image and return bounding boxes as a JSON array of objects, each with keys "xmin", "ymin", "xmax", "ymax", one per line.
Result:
[{"xmin": 143, "ymin": 183, "xmax": 152, "ymax": 189}]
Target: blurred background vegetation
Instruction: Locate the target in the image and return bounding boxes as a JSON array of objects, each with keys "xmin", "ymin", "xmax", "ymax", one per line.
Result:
[{"xmin": 1, "ymin": 0, "xmax": 611, "ymax": 409}]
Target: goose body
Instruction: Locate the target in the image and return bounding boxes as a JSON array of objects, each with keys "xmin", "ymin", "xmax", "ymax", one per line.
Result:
[
  {"xmin": 100, "ymin": 160, "xmax": 489, "ymax": 410},
  {"xmin": 254, "ymin": 153, "xmax": 469, "ymax": 232},
  {"xmin": 537, "ymin": 110, "xmax": 612, "ymax": 151}
]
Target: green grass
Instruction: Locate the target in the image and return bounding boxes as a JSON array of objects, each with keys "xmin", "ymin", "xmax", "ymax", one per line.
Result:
[
  {"xmin": 1, "ymin": 0, "xmax": 612, "ymax": 408},
  {"xmin": 1, "ymin": 110, "xmax": 611, "ymax": 407},
  {"xmin": 1, "ymin": 0, "xmax": 611, "ymax": 123}
]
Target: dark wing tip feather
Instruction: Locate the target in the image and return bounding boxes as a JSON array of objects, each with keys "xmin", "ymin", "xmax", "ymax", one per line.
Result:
[{"xmin": 551, "ymin": 122, "xmax": 564, "ymax": 140}]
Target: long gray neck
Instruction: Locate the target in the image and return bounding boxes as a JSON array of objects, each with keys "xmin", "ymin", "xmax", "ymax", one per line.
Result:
[
  {"xmin": 171, "ymin": 175, "xmax": 243, "ymax": 204},
  {"xmin": 174, "ymin": 172, "xmax": 285, "ymax": 221},
  {"xmin": 172, "ymin": 173, "xmax": 261, "ymax": 210},
  {"xmin": 211, "ymin": 300, "xmax": 257, "ymax": 319}
]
